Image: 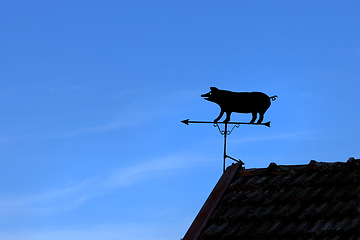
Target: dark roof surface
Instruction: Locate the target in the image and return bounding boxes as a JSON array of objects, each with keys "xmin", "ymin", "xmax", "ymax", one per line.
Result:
[{"xmin": 184, "ymin": 158, "xmax": 360, "ymax": 240}]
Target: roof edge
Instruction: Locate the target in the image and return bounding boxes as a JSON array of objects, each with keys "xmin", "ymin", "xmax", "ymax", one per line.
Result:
[{"xmin": 182, "ymin": 163, "xmax": 242, "ymax": 240}]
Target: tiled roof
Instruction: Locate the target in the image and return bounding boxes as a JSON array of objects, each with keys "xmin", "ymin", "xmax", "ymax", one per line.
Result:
[{"xmin": 183, "ymin": 158, "xmax": 360, "ymax": 240}]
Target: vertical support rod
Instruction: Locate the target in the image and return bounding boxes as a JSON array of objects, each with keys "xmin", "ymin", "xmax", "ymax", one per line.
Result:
[{"xmin": 223, "ymin": 123, "xmax": 228, "ymax": 173}]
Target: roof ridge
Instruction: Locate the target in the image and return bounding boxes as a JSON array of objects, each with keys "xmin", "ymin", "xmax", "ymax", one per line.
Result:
[{"xmin": 239, "ymin": 157, "xmax": 360, "ymax": 176}]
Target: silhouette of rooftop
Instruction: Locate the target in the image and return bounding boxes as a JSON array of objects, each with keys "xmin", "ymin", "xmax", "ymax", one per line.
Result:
[{"xmin": 183, "ymin": 158, "xmax": 360, "ymax": 240}]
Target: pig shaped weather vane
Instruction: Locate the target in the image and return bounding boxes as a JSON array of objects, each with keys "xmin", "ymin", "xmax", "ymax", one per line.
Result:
[{"xmin": 182, "ymin": 87, "xmax": 277, "ymax": 172}]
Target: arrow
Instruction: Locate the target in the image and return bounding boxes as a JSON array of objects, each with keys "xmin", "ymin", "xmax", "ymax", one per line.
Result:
[{"xmin": 181, "ymin": 119, "xmax": 271, "ymax": 127}]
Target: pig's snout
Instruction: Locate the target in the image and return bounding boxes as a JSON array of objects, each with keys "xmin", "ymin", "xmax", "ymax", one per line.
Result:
[{"xmin": 201, "ymin": 92, "xmax": 211, "ymax": 98}]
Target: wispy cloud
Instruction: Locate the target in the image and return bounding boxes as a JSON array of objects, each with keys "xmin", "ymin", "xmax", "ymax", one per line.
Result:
[
  {"xmin": 0, "ymin": 135, "xmax": 28, "ymax": 145},
  {"xmin": 102, "ymin": 154, "xmax": 198, "ymax": 188},
  {"xmin": 0, "ymin": 222, "xmax": 187, "ymax": 240},
  {"xmin": 50, "ymin": 85, "xmax": 89, "ymax": 93},
  {"xmin": 58, "ymin": 120, "xmax": 129, "ymax": 137},
  {"xmin": 231, "ymin": 131, "xmax": 324, "ymax": 143},
  {"xmin": 111, "ymin": 87, "xmax": 150, "ymax": 98},
  {"xmin": 43, "ymin": 88, "xmax": 201, "ymax": 138},
  {"xmin": 43, "ymin": 108, "xmax": 153, "ymax": 138},
  {"xmin": 0, "ymin": 154, "xmax": 202, "ymax": 215},
  {"xmin": 0, "ymin": 179, "xmax": 93, "ymax": 214}
]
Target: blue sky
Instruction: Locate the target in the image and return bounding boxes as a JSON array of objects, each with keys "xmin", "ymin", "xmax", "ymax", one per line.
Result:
[{"xmin": 1, "ymin": 1, "xmax": 360, "ymax": 239}]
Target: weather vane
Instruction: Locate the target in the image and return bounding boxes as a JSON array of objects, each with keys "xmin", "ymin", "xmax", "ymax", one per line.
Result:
[{"xmin": 182, "ymin": 87, "xmax": 277, "ymax": 172}]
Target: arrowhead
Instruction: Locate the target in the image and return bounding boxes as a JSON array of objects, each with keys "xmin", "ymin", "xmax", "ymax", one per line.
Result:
[{"xmin": 181, "ymin": 119, "xmax": 189, "ymax": 125}]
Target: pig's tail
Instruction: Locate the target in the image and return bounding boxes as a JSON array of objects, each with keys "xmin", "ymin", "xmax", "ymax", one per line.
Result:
[{"xmin": 270, "ymin": 95, "xmax": 278, "ymax": 101}]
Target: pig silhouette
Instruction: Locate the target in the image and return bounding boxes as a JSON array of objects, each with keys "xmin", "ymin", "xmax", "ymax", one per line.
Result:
[{"xmin": 201, "ymin": 87, "xmax": 277, "ymax": 124}]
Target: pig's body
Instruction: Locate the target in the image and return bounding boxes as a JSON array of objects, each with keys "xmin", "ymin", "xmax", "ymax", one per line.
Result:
[{"xmin": 201, "ymin": 87, "xmax": 277, "ymax": 123}]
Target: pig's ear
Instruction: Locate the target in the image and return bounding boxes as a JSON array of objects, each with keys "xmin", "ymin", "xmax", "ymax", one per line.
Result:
[{"xmin": 210, "ymin": 87, "xmax": 219, "ymax": 91}]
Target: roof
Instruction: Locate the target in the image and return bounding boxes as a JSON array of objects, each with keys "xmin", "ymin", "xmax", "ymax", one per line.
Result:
[{"xmin": 183, "ymin": 157, "xmax": 360, "ymax": 240}]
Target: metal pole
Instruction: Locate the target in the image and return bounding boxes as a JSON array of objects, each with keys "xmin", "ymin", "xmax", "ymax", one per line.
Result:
[{"xmin": 223, "ymin": 123, "xmax": 228, "ymax": 173}]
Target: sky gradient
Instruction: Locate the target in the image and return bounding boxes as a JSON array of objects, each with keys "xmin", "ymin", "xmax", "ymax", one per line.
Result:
[{"xmin": 1, "ymin": 1, "xmax": 360, "ymax": 239}]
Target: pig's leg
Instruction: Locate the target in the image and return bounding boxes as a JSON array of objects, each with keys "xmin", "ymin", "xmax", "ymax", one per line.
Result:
[
  {"xmin": 250, "ymin": 112, "xmax": 257, "ymax": 123},
  {"xmin": 224, "ymin": 112, "xmax": 232, "ymax": 123},
  {"xmin": 214, "ymin": 110, "xmax": 224, "ymax": 123},
  {"xmin": 257, "ymin": 112, "xmax": 264, "ymax": 124}
]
